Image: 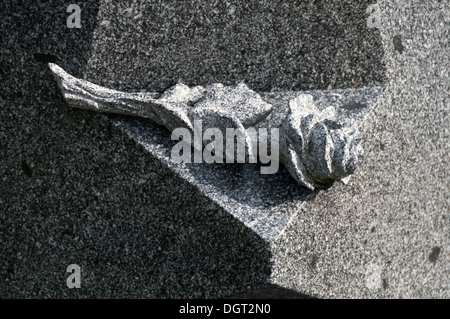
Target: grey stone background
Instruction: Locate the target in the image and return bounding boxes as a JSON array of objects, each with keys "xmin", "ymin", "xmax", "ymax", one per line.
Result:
[
  {"xmin": 272, "ymin": 1, "xmax": 448, "ymax": 298},
  {"xmin": 81, "ymin": 0, "xmax": 386, "ymax": 92},
  {"xmin": 0, "ymin": 0, "xmax": 448, "ymax": 298}
]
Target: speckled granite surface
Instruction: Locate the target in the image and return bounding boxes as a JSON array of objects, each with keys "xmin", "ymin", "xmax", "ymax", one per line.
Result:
[
  {"xmin": 1, "ymin": 0, "xmax": 447, "ymax": 298},
  {"xmin": 107, "ymin": 86, "xmax": 383, "ymax": 242},
  {"xmin": 81, "ymin": 0, "xmax": 386, "ymax": 92},
  {"xmin": 0, "ymin": 55, "xmax": 273, "ymax": 298}
]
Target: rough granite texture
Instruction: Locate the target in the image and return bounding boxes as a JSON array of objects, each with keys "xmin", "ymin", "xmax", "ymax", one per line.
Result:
[
  {"xmin": 0, "ymin": 0, "xmax": 448, "ymax": 298},
  {"xmin": 81, "ymin": 0, "xmax": 386, "ymax": 92},
  {"xmin": 106, "ymin": 86, "xmax": 382, "ymax": 242},
  {"xmin": 0, "ymin": 54, "xmax": 272, "ymax": 298}
]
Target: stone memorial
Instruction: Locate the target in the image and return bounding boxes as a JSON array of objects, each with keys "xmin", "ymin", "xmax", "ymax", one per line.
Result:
[{"xmin": 0, "ymin": 0, "xmax": 447, "ymax": 298}]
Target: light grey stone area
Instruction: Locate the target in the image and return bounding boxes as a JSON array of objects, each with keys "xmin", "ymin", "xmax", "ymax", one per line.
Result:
[
  {"xmin": 0, "ymin": 0, "xmax": 447, "ymax": 299},
  {"xmin": 277, "ymin": 94, "xmax": 364, "ymax": 189},
  {"xmin": 270, "ymin": 0, "xmax": 449, "ymax": 298}
]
